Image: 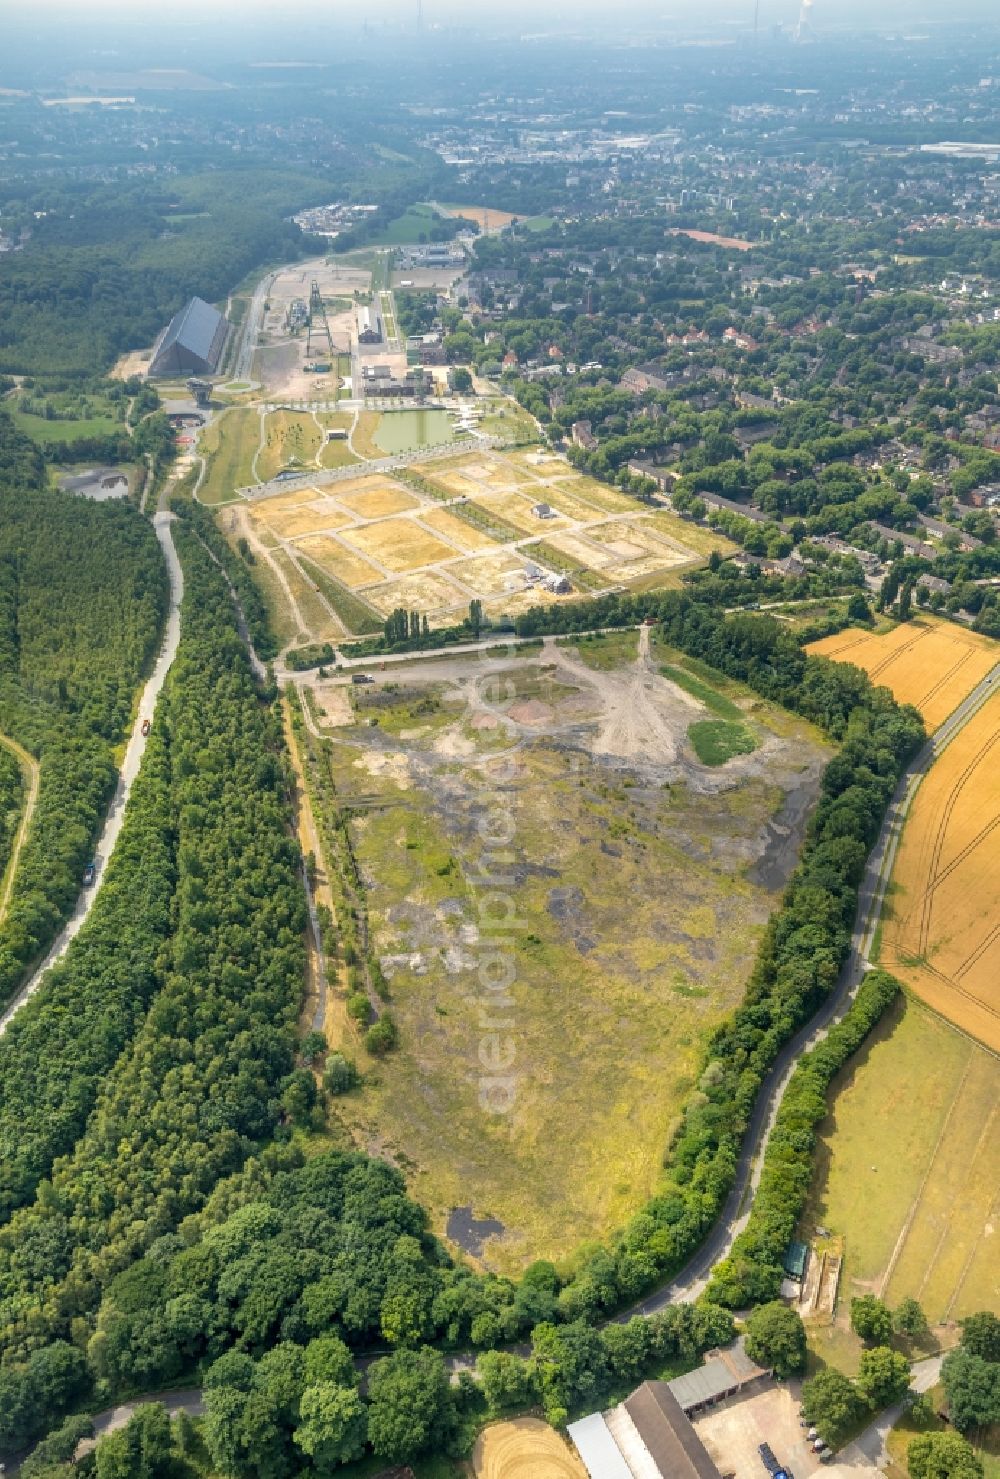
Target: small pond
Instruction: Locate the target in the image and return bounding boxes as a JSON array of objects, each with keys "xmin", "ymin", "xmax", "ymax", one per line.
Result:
[{"xmin": 373, "ymin": 408, "xmax": 456, "ymax": 455}]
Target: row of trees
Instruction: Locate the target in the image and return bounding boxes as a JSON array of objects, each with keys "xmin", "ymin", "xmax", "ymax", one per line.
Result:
[{"xmin": 705, "ymin": 969, "xmax": 901, "ymax": 1306}]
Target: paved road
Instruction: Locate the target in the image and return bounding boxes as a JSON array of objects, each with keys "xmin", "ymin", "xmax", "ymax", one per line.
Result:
[
  {"xmin": 837, "ymin": 1354, "xmax": 944, "ymax": 1471},
  {"xmin": 232, "ymin": 271, "xmax": 275, "ymax": 383},
  {"xmin": 0, "ymin": 515, "xmax": 184, "ymax": 1040}
]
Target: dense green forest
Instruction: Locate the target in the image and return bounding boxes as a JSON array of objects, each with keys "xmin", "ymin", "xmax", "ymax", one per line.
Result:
[
  {"xmin": 0, "ymin": 410, "xmax": 167, "ymax": 1008},
  {"xmin": 0, "ymin": 172, "xmax": 328, "ymax": 375},
  {"xmin": 0, "ymin": 529, "xmax": 305, "ymax": 1434},
  {"xmin": 0, "ymin": 745, "xmax": 24, "ymax": 889}
]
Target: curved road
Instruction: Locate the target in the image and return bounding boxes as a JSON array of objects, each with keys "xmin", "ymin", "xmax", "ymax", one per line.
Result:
[{"xmin": 0, "ymin": 514, "xmax": 184, "ymax": 1040}]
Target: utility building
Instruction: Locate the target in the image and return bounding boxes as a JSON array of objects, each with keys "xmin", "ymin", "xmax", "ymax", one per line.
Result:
[{"xmin": 149, "ymin": 297, "xmax": 229, "ymax": 377}]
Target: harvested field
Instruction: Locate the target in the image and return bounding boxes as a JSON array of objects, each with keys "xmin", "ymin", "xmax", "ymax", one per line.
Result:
[
  {"xmin": 808, "ymin": 617, "xmax": 998, "ymax": 728},
  {"xmin": 473, "ymin": 1418, "xmax": 586, "ymax": 1479},
  {"xmin": 802, "ymin": 993, "xmax": 1000, "ymax": 1324},
  {"xmin": 880, "ymin": 689, "xmax": 1000, "ymax": 1049},
  {"xmin": 319, "ymin": 639, "xmax": 830, "ymax": 1269}
]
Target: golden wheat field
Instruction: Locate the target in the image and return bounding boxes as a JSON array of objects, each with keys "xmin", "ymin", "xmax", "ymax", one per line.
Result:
[
  {"xmin": 473, "ymin": 1418, "xmax": 587, "ymax": 1479},
  {"xmin": 881, "ymin": 689, "xmax": 1000, "ymax": 1050},
  {"xmin": 809, "ymin": 617, "xmax": 998, "ymax": 728}
]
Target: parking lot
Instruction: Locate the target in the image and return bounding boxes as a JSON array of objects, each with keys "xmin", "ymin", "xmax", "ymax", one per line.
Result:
[{"xmin": 694, "ymin": 1385, "xmax": 866, "ymax": 1479}]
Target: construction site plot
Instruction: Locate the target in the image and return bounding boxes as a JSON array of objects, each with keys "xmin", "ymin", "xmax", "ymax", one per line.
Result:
[
  {"xmin": 295, "ymin": 535, "xmax": 383, "ymax": 590},
  {"xmin": 241, "ymin": 447, "xmax": 730, "ymax": 639},
  {"xmin": 808, "ymin": 616, "xmax": 998, "ymax": 729},
  {"xmin": 879, "ymin": 688, "xmax": 1000, "ymax": 1050}
]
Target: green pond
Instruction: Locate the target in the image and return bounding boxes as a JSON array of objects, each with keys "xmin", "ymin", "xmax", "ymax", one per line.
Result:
[{"xmin": 373, "ymin": 408, "xmax": 455, "ymax": 455}]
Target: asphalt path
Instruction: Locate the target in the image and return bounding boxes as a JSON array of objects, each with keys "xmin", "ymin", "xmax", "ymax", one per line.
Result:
[
  {"xmin": 0, "ymin": 514, "xmax": 184, "ymax": 1040},
  {"xmin": 232, "ymin": 272, "xmax": 275, "ymax": 383}
]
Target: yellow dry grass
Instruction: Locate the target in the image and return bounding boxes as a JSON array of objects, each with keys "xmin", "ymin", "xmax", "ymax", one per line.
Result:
[
  {"xmin": 340, "ymin": 517, "xmax": 457, "ymax": 574},
  {"xmin": 470, "ymin": 490, "xmax": 571, "ymax": 534},
  {"xmin": 334, "ymin": 484, "xmax": 420, "ymax": 518},
  {"xmin": 880, "ymin": 689, "xmax": 1000, "ymax": 1051},
  {"xmin": 448, "ymin": 550, "xmax": 531, "ymax": 595},
  {"xmin": 364, "ymin": 570, "xmax": 468, "ymax": 616},
  {"xmin": 805, "ymin": 995, "xmax": 1000, "ymax": 1322},
  {"xmin": 443, "ymin": 204, "xmax": 519, "ymax": 231},
  {"xmin": 254, "ymin": 502, "xmax": 354, "ymax": 539},
  {"xmin": 544, "ymin": 531, "xmax": 616, "ymax": 570},
  {"xmin": 420, "ymin": 506, "xmax": 498, "ymax": 551},
  {"xmin": 473, "ymin": 1418, "xmax": 587, "ymax": 1479},
  {"xmin": 294, "ymin": 535, "xmax": 382, "ymax": 590},
  {"xmin": 248, "ymin": 486, "xmax": 317, "ymax": 515},
  {"xmin": 809, "ymin": 617, "xmax": 998, "ymax": 729}
]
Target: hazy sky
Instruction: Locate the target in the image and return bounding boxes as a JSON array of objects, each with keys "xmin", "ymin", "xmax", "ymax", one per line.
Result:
[{"xmin": 11, "ymin": 0, "xmax": 1000, "ymax": 22}]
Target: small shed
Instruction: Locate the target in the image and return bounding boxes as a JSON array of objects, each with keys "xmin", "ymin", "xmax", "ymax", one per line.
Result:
[{"xmin": 783, "ymin": 1239, "xmax": 810, "ymax": 1283}]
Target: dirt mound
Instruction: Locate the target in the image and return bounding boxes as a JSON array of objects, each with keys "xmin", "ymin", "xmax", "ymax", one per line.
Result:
[{"xmin": 508, "ymin": 698, "xmax": 553, "ymax": 725}]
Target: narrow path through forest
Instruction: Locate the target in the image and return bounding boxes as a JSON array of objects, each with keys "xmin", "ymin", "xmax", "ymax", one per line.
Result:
[
  {"xmin": 0, "ymin": 733, "xmax": 40, "ymax": 929},
  {"xmin": 0, "ymin": 514, "xmax": 184, "ymax": 1039}
]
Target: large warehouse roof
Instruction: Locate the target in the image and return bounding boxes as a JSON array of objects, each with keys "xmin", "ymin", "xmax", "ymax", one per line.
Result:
[{"xmin": 149, "ymin": 296, "xmax": 229, "ymax": 377}]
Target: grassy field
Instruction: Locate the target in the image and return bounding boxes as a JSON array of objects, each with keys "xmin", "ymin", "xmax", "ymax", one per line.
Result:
[
  {"xmin": 808, "ymin": 616, "xmax": 998, "ymax": 728},
  {"xmin": 688, "ymin": 718, "xmax": 758, "ymax": 766},
  {"xmin": 801, "ymin": 991, "xmax": 1000, "ymax": 1326},
  {"xmin": 308, "ymin": 644, "xmax": 829, "ymax": 1271},
  {"xmin": 878, "ymin": 688, "xmax": 1000, "ymax": 1050},
  {"xmin": 256, "ymin": 409, "xmax": 323, "ymax": 482},
  {"xmin": 10, "ymin": 406, "xmax": 123, "ymax": 443},
  {"xmin": 368, "ymin": 202, "xmax": 444, "ymax": 245},
  {"xmin": 197, "ymin": 407, "xmax": 260, "ymax": 505}
]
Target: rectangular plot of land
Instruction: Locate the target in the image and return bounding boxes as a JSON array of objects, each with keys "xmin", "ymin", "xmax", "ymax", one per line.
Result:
[
  {"xmin": 340, "ymin": 518, "xmax": 457, "ymax": 574},
  {"xmin": 250, "ymin": 486, "xmax": 319, "ymax": 514},
  {"xmin": 527, "ymin": 486, "xmax": 608, "ymax": 524},
  {"xmin": 558, "ymin": 477, "xmax": 636, "ymax": 512},
  {"xmin": 295, "ymin": 535, "xmax": 384, "ymax": 589},
  {"xmin": 333, "ymin": 484, "xmax": 420, "ymax": 519},
  {"xmin": 543, "ymin": 531, "xmax": 616, "ymax": 570},
  {"xmin": 885, "ymin": 1050, "xmax": 1000, "ymax": 1321},
  {"xmin": 258, "ymin": 502, "xmax": 355, "ymax": 539},
  {"xmin": 365, "ymin": 570, "xmax": 470, "ymax": 617},
  {"xmin": 419, "ymin": 506, "xmax": 498, "ymax": 552},
  {"xmin": 470, "ymin": 490, "xmax": 571, "ymax": 534},
  {"xmin": 448, "ymin": 550, "xmax": 533, "ymax": 596}
]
